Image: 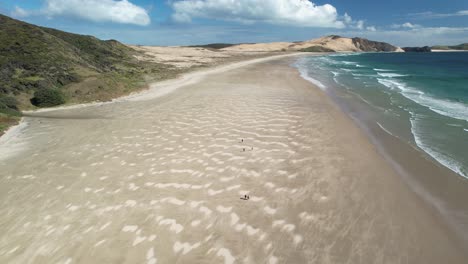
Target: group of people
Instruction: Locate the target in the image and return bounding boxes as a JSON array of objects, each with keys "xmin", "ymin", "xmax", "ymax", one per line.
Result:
[
  {"xmin": 240, "ymin": 138, "xmax": 253, "ymax": 152},
  {"xmin": 240, "ymin": 138, "xmax": 251, "ymax": 201}
]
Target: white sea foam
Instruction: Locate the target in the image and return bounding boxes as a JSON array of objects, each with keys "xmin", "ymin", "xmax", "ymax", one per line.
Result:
[
  {"xmin": 377, "ymin": 72, "xmax": 408, "ymax": 78},
  {"xmin": 376, "ymin": 122, "xmax": 397, "ymax": 138},
  {"xmin": 410, "ymin": 113, "xmax": 466, "ymax": 178},
  {"xmin": 351, "ymin": 73, "xmax": 378, "ymax": 77},
  {"xmin": 297, "ymin": 66, "xmax": 327, "ymax": 90},
  {"xmin": 374, "ymin": 68, "xmax": 394, "ymax": 72},
  {"xmin": 377, "ymin": 78, "xmax": 468, "ymax": 122},
  {"xmin": 329, "ymin": 52, "xmax": 361, "ymax": 57}
]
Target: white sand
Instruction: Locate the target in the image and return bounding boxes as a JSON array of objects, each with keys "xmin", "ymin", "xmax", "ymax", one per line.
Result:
[
  {"xmin": 0, "ymin": 118, "xmax": 28, "ymax": 161},
  {"xmin": 0, "ymin": 57, "xmax": 466, "ymax": 263}
]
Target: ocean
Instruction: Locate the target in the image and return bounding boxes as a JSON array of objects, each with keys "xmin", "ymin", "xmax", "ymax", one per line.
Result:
[{"xmin": 294, "ymin": 52, "xmax": 468, "ymax": 179}]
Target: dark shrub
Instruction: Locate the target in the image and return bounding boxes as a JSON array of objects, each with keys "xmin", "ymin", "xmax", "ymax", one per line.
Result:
[
  {"xmin": 31, "ymin": 88, "xmax": 65, "ymax": 107},
  {"xmin": 0, "ymin": 95, "xmax": 18, "ymax": 110},
  {"xmin": 299, "ymin": 46, "xmax": 335, "ymax": 52}
]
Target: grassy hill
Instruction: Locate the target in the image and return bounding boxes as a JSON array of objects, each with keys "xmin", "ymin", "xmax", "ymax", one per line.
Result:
[
  {"xmin": 299, "ymin": 46, "xmax": 335, "ymax": 52},
  {"xmin": 432, "ymin": 43, "xmax": 468, "ymax": 50},
  {"xmin": 0, "ymin": 14, "xmax": 179, "ymax": 134}
]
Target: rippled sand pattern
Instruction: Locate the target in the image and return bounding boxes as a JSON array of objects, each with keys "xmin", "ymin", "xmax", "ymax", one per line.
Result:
[{"xmin": 0, "ymin": 60, "xmax": 466, "ymax": 263}]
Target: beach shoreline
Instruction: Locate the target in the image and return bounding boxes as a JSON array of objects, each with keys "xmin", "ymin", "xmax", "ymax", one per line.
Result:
[
  {"xmin": 318, "ymin": 78, "xmax": 468, "ymax": 246},
  {"xmin": 292, "ymin": 55, "xmax": 468, "ymax": 248},
  {"xmin": 431, "ymin": 49, "xmax": 468, "ymax": 52},
  {"xmin": 0, "ymin": 57, "xmax": 467, "ymax": 263}
]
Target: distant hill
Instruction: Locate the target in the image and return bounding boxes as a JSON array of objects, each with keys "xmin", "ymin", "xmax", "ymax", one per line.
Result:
[
  {"xmin": 188, "ymin": 43, "xmax": 238, "ymax": 50},
  {"xmin": 0, "ymin": 14, "xmax": 130, "ymax": 96},
  {"xmin": 0, "ymin": 14, "xmax": 176, "ymax": 109},
  {"xmin": 402, "ymin": 46, "xmax": 432, "ymax": 52},
  {"xmin": 220, "ymin": 35, "xmax": 403, "ymax": 52},
  {"xmin": 432, "ymin": 43, "xmax": 468, "ymax": 51},
  {"xmin": 0, "ymin": 14, "xmax": 183, "ymax": 135}
]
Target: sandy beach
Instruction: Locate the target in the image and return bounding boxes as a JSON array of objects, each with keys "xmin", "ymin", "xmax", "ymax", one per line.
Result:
[{"xmin": 0, "ymin": 56, "xmax": 467, "ymax": 263}]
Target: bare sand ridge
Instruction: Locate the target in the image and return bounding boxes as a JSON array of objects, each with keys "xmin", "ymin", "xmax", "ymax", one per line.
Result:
[
  {"xmin": 220, "ymin": 36, "xmax": 405, "ymax": 52},
  {"xmin": 128, "ymin": 35, "xmax": 404, "ymax": 67},
  {"xmin": 129, "ymin": 45, "xmax": 274, "ymax": 69},
  {"xmin": 0, "ymin": 58, "xmax": 466, "ymax": 263},
  {"xmin": 130, "ymin": 45, "xmax": 232, "ymax": 68}
]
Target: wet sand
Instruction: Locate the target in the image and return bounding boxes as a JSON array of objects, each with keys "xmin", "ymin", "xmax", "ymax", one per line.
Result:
[{"xmin": 0, "ymin": 58, "xmax": 467, "ymax": 263}]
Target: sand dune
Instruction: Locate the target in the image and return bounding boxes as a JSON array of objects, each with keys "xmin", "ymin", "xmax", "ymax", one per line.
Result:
[
  {"xmin": 222, "ymin": 36, "xmax": 404, "ymax": 52},
  {"xmin": 0, "ymin": 57, "xmax": 465, "ymax": 263},
  {"xmin": 130, "ymin": 45, "xmax": 231, "ymax": 68},
  {"xmin": 129, "ymin": 45, "xmax": 275, "ymax": 68}
]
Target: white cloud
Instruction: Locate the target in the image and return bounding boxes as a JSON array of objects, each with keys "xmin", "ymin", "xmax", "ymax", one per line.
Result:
[
  {"xmin": 341, "ymin": 12, "xmax": 374, "ymax": 31},
  {"xmin": 391, "ymin": 22, "xmax": 421, "ymax": 29},
  {"xmin": 356, "ymin": 20, "xmax": 364, "ymax": 30},
  {"xmin": 11, "ymin": 6, "xmax": 29, "ymax": 18},
  {"xmin": 402, "ymin": 22, "xmax": 415, "ymax": 28},
  {"xmin": 343, "ymin": 13, "xmax": 352, "ymax": 24},
  {"xmin": 14, "ymin": 0, "xmax": 150, "ymax": 26},
  {"xmin": 410, "ymin": 10, "xmax": 468, "ymax": 19},
  {"xmin": 344, "ymin": 26, "xmax": 468, "ymax": 47},
  {"xmin": 171, "ymin": 0, "xmax": 346, "ymax": 28}
]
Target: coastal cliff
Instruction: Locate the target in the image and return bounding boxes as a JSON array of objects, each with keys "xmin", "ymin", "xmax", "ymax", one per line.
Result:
[{"xmin": 352, "ymin": 37, "xmax": 403, "ymax": 52}]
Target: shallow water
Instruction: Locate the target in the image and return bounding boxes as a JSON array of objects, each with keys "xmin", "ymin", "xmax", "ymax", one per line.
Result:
[{"xmin": 295, "ymin": 52, "xmax": 468, "ymax": 178}]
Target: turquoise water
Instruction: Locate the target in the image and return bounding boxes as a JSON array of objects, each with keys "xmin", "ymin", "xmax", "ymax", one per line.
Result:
[{"xmin": 294, "ymin": 52, "xmax": 468, "ymax": 178}]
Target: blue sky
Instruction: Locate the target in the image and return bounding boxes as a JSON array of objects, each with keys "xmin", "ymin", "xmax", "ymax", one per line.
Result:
[{"xmin": 1, "ymin": 0, "xmax": 467, "ymax": 46}]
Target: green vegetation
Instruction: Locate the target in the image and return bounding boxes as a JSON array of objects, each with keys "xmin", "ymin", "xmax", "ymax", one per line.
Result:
[
  {"xmin": 0, "ymin": 114, "xmax": 20, "ymax": 136},
  {"xmin": 0, "ymin": 14, "xmax": 181, "ymax": 134},
  {"xmin": 432, "ymin": 43, "xmax": 468, "ymax": 50},
  {"xmin": 0, "ymin": 95, "xmax": 19, "ymax": 110},
  {"xmin": 299, "ymin": 46, "xmax": 335, "ymax": 52},
  {"xmin": 0, "ymin": 94, "xmax": 21, "ymax": 135},
  {"xmin": 31, "ymin": 88, "xmax": 66, "ymax": 107},
  {"xmin": 188, "ymin": 43, "xmax": 237, "ymax": 50}
]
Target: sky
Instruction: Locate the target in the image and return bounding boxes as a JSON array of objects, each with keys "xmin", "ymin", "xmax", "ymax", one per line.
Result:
[{"xmin": 1, "ymin": 0, "xmax": 467, "ymax": 47}]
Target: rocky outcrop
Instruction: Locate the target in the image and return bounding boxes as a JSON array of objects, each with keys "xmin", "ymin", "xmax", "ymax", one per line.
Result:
[
  {"xmin": 287, "ymin": 35, "xmax": 403, "ymax": 52},
  {"xmin": 351, "ymin": 37, "xmax": 401, "ymax": 52},
  {"xmin": 402, "ymin": 46, "xmax": 432, "ymax": 52}
]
